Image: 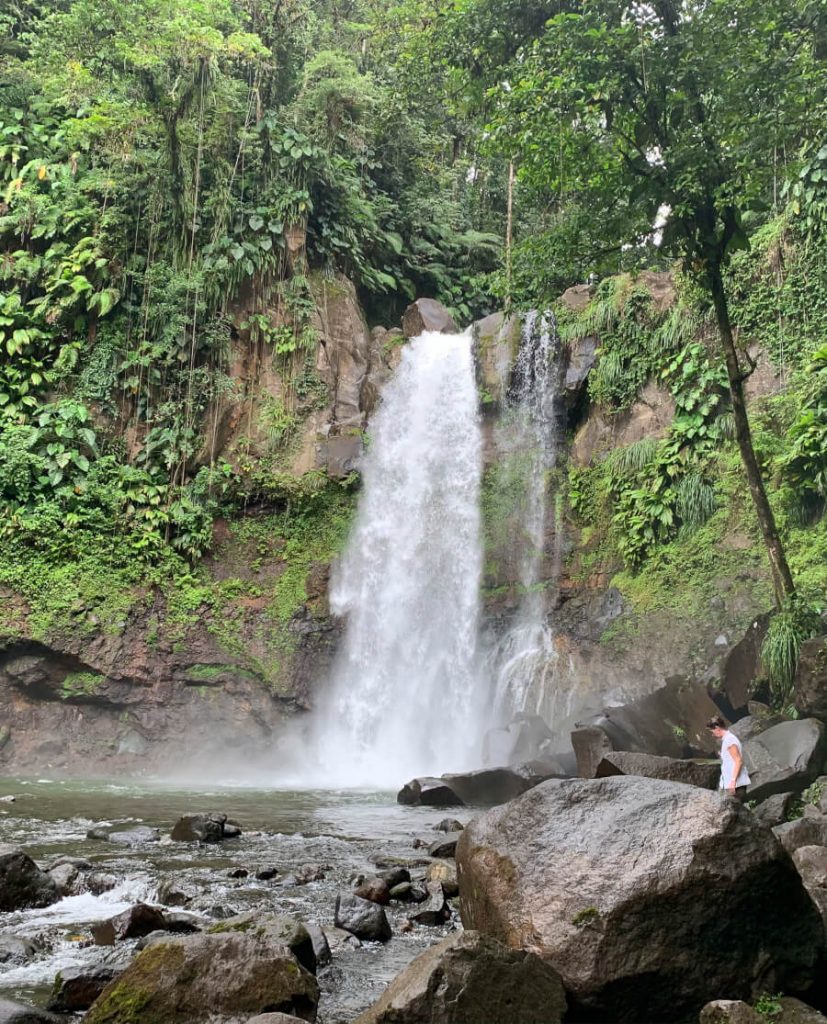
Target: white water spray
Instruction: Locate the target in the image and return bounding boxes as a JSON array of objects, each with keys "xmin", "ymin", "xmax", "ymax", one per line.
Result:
[
  {"xmin": 311, "ymin": 329, "xmax": 484, "ymax": 787},
  {"xmin": 491, "ymin": 312, "xmax": 565, "ymax": 727}
]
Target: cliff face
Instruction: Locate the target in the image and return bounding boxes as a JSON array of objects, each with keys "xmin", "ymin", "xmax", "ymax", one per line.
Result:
[{"xmin": 0, "ymin": 274, "xmax": 791, "ymax": 774}]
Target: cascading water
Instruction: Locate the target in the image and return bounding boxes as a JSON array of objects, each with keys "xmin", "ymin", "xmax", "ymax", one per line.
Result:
[
  {"xmin": 490, "ymin": 311, "xmax": 567, "ymax": 731},
  {"xmin": 311, "ymin": 329, "xmax": 484, "ymax": 787}
]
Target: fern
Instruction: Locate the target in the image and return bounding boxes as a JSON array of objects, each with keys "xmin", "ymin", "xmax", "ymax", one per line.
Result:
[{"xmin": 650, "ymin": 302, "xmax": 700, "ymax": 354}]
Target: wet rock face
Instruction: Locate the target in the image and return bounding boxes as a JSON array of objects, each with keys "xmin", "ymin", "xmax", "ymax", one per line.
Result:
[
  {"xmin": 0, "ymin": 998, "xmax": 62, "ymax": 1023},
  {"xmin": 0, "ymin": 846, "xmax": 59, "ymax": 912},
  {"xmin": 47, "ymin": 966, "xmax": 119, "ymax": 1013},
  {"xmin": 355, "ymin": 930, "xmax": 566, "ymax": 1024},
  {"xmin": 84, "ymin": 933, "xmax": 320, "ymax": 1024},
  {"xmin": 456, "ymin": 776, "xmax": 824, "ymax": 1022}
]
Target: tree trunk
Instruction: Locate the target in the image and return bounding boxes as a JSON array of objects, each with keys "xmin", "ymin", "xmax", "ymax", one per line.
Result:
[
  {"xmin": 708, "ymin": 262, "xmax": 795, "ymax": 606},
  {"xmin": 505, "ymin": 160, "xmax": 515, "ymax": 311}
]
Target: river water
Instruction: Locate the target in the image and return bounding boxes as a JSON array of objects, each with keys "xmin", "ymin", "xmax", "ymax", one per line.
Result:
[{"xmin": 0, "ymin": 776, "xmax": 460, "ymax": 1021}]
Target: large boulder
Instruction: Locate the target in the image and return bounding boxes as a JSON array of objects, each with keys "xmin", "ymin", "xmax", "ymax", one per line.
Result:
[
  {"xmin": 354, "ymin": 930, "xmax": 566, "ymax": 1024},
  {"xmin": 795, "ymin": 638, "xmax": 827, "ymax": 721},
  {"xmin": 0, "ymin": 845, "xmax": 59, "ymax": 912},
  {"xmin": 792, "ymin": 846, "xmax": 827, "ymax": 928},
  {"xmin": 84, "ymin": 933, "xmax": 319, "ymax": 1024},
  {"xmin": 0, "ymin": 932, "xmax": 38, "ymax": 964},
  {"xmin": 572, "ymin": 677, "xmax": 720, "ymax": 777},
  {"xmin": 397, "ymin": 777, "xmax": 463, "ymax": 807},
  {"xmin": 398, "ymin": 765, "xmax": 561, "ymax": 808},
  {"xmin": 595, "ymin": 751, "xmax": 720, "ymax": 789},
  {"xmin": 456, "ymin": 776, "xmax": 824, "ymax": 1022},
  {"xmin": 402, "ymin": 299, "xmax": 457, "ymax": 339},
  {"xmin": 773, "ymin": 817, "xmax": 827, "ymax": 856},
  {"xmin": 744, "ymin": 719, "xmax": 827, "ymax": 802},
  {"xmin": 207, "ymin": 912, "xmax": 316, "ymax": 974}
]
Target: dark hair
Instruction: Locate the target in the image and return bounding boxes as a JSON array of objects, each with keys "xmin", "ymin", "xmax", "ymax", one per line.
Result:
[{"xmin": 706, "ymin": 715, "xmax": 726, "ymax": 731}]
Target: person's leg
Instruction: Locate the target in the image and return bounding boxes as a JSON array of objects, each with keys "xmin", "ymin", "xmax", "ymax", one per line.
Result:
[{"xmin": 734, "ymin": 786, "xmax": 748, "ymax": 802}]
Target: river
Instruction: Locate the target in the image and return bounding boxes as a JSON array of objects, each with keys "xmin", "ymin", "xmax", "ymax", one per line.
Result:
[{"xmin": 0, "ymin": 775, "xmax": 460, "ymax": 1021}]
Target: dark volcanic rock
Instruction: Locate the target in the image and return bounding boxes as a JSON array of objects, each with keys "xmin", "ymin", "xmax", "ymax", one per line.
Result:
[
  {"xmin": 595, "ymin": 751, "xmax": 720, "ymax": 789},
  {"xmin": 91, "ymin": 903, "xmax": 167, "ymax": 945},
  {"xmin": 354, "ymin": 930, "xmax": 566, "ymax": 1024},
  {"xmin": 795, "ymin": 638, "xmax": 827, "ymax": 721},
  {"xmin": 84, "ymin": 933, "xmax": 319, "ymax": 1023},
  {"xmin": 753, "ymin": 791, "xmax": 797, "ymax": 827},
  {"xmin": 48, "ymin": 965, "xmax": 119, "ymax": 1013},
  {"xmin": 440, "ymin": 767, "xmax": 538, "ymax": 807},
  {"xmin": 170, "ymin": 813, "xmax": 227, "ymax": 843},
  {"xmin": 456, "ymin": 776, "xmax": 823, "ymax": 1022},
  {"xmin": 397, "ymin": 777, "xmax": 463, "ymax": 807},
  {"xmin": 744, "ymin": 719, "xmax": 827, "ymax": 801},
  {"xmin": 379, "ymin": 867, "xmax": 410, "ymax": 888},
  {"xmin": 334, "ymin": 893, "xmax": 392, "ymax": 942},
  {"xmin": 792, "ymin": 846, "xmax": 827, "ymax": 929},
  {"xmin": 572, "ymin": 677, "xmax": 720, "ymax": 777},
  {"xmin": 0, "ymin": 845, "xmax": 59, "ymax": 912}
]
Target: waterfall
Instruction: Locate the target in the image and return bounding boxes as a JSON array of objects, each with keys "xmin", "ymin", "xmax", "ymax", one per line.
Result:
[
  {"xmin": 490, "ymin": 311, "xmax": 565, "ymax": 730},
  {"xmin": 311, "ymin": 329, "xmax": 484, "ymax": 787}
]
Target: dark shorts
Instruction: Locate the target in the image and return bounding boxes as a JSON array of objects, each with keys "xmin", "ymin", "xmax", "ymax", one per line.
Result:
[{"xmin": 729, "ymin": 786, "xmax": 748, "ymax": 802}]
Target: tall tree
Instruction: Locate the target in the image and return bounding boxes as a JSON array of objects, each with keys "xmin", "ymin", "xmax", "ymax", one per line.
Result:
[{"xmin": 487, "ymin": 0, "xmax": 826, "ymax": 605}]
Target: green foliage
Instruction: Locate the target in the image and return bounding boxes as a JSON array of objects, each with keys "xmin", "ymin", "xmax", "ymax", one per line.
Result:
[
  {"xmin": 753, "ymin": 994, "xmax": 783, "ymax": 1022},
  {"xmin": 760, "ymin": 598, "xmax": 822, "ymax": 707}
]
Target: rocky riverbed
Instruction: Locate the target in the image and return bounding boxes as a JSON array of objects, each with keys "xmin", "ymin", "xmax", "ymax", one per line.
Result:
[{"xmin": 0, "ymin": 776, "xmax": 462, "ymax": 1022}]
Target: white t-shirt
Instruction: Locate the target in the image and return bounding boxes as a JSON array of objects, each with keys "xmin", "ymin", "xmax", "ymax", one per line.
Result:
[{"xmin": 719, "ymin": 730, "xmax": 751, "ymax": 789}]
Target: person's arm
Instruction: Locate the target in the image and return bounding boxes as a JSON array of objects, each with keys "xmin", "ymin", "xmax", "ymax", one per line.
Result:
[{"xmin": 726, "ymin": 744, "xmax": 742, "ymax": 792}]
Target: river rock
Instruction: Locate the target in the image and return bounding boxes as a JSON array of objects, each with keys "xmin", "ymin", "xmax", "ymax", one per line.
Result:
[
  {"xmin": 91, "ymin": 903, "xmax": 167, "ymax": 945},
  {"xmin": 303, "ymin": 923, "xmax": 331, "ymax": 967},
  {"xmin": 773, "ymin": 816, "xmax": 827, "ymax": 856},
  {"xmin": 428, "ymin": 833, "xmax": 461, "ymax": 858},
  {"xmin": 0, "ymin": 999, "xmax": 62, "ymax": 1023},
  {"xmin": 440, "ymin": 767, "xmax": 539, "ymax": 806},
  {"xmin": 86, "ymin": 872, "xmax": 118, "ymax": 895},
  {"xmin": 256, "ymin": 866, "xmax": 279, "ymax": 881},
  {"xmin": 744, "ymin": 719, "xmax": 827, "ymax": 801},
  {"xmin": 47, "ymin": 965, "xmax": 119, "ymax": 1013},
  {"xmin": 794, "ymin": 637, "xmax": 827, "ymax": 721},
  {"xmin": 596, "ymin": 751, "xmax": 720, "ymax": 789},
  {"xmin": 0, "ymin": 845, "xmax": 59, "ymax": 912},
  {"xmin": 699, "ymin": 1000, "xmax": 763, "ymax": 1024},
  {"xmin": 354, "ymin": 876, "xmax": 390, "ymax": 905},
  {"xmin": 379, "ymin": 867, "xmax": 410, "ymax": 888},
  {"xmin": 402, "ymin": 298, "xmax": 457, "ymax": 338},
  {"xmin": 162, "ymin": 911, "xmax": 203, "ymax": 933},
  {"xmin": 48, "ymin": 861, "xmax": 80, "ymax": 896},
  {"xmin": 434, "ymin": 818, "xmax": 465, "ymax": 833},
  {"xmin": 408, "ymin": 880, "xmax": 450, "ymax": 926},
  {"xmin": 456, "ymin": 776, "xmax": 824, "ymax": 1021},
  {"xmin": 397, "ymin": 777, "xmax": 463, "ymax": 807},
  {"xmin": 107, "ymin": 826, "xmax": 160, "ymax": 846},
  {"xmin": 208, "ymin": 912, "xmax": 316, "ymax": 974},
  {"xmin": 84, "ymin": 933, "xmax": 319, "ymax": 1023},
  {"xmin": 334, "ymin": 893, "xmax": 392, "ymax": 942},
  {"xmin": 354, "ymin": 930, "xmax": 566, "ymax": 1024},
  {"xmin": 0, "ymin": 932, "xmax": 38, "ymax": 964},
  {"xmin": 170, "ymin": 813, "xmax": 227, "ymax": 843},
  {"xmin": 325, "ymin": 926, "xmax": 361, "ymax": 952},
  {"xmin": 426, "ymin": 861, "xmax": 459, "ymax": 898},
  {"xmin": 294, "ymin": 863, "xmax": 326, "ymax": 885}
]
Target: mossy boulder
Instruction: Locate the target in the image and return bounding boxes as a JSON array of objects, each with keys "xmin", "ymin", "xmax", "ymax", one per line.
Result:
[{"xmin": 84, "ymin": 933, "xmax": 319, "ymax": 1023}]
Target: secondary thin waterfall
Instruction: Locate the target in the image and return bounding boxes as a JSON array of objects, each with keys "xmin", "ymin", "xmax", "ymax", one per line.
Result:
[
  {"xmin": 313, "ymin": 329, "xmax": 484, "ymax": 787},
  {"xmin": 491, "ymin": 311, "xmax": 565, "ymax": 727}
]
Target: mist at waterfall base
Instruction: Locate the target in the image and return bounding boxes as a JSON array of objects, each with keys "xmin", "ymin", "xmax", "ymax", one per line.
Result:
[{"xmin": 281, "ymin": 329, "xmax": 486, "ymax": 788}]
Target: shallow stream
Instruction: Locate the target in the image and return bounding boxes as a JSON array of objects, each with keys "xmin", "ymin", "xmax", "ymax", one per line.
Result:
[{"xmin": 0, "ymin": 776, "xmax": 461, "ymax": 1021}]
